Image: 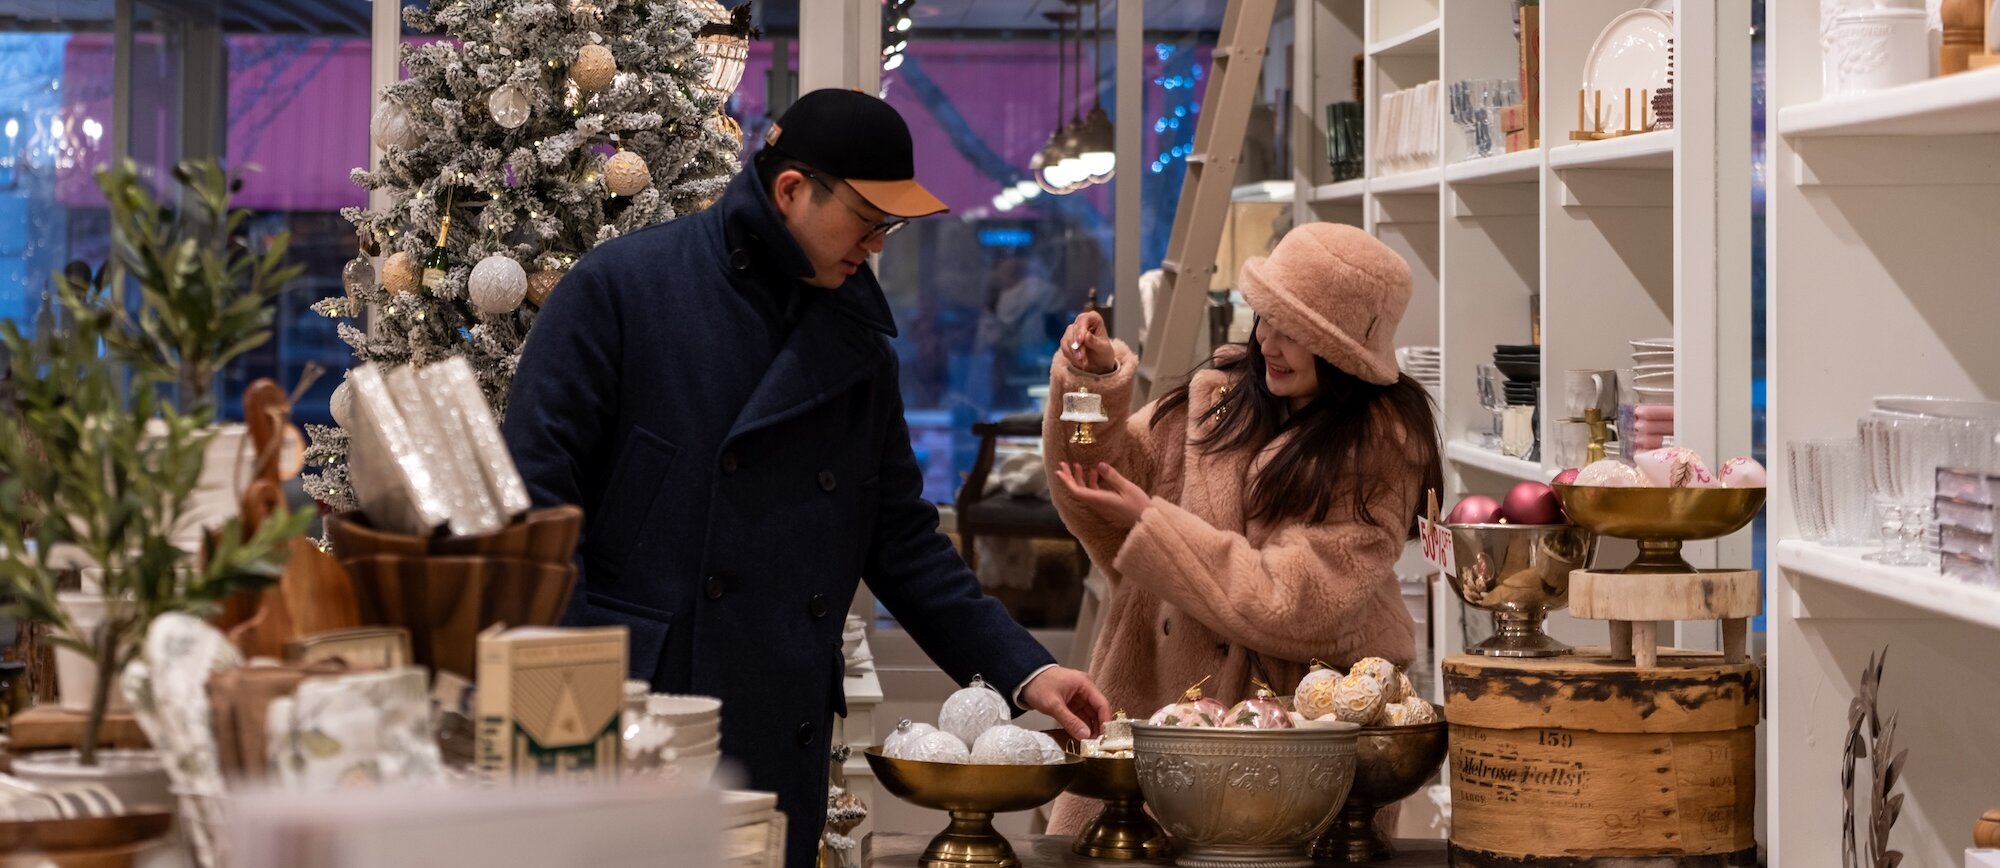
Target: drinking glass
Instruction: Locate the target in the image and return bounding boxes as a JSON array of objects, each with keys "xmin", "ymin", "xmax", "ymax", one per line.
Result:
[
  {"xmin": 1474, "ymin": 363, "xmax": 1505, "ymax": 449},
  {"xmin": 1787, "ymin": 440, "xmax": 1833, "ymax": 543},
  {"xmin": 1860, "ymin": 417, "xmax": 1905, "ymax": 563}
]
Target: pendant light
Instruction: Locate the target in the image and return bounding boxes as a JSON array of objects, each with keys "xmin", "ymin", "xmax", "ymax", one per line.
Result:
[
  {"xmin": 1054, "ymin": 0, "xmax": 1091, "ymax": 190},
  {"xmin": 1035, "ymin": 11, "xmax": 1080, "ymax": 194},
  {"xmin": 1077, "ymin": 0, "xmax": 1116, "ymax": 182}
]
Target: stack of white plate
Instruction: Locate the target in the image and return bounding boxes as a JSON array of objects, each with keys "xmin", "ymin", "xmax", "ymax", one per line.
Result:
[
  {"xmin": 1629, "ymin": 338, "xmax": 1674, "ymax": 403},
  {"xmin": 1398, "ymin": 346, "xmax": 1441, "ymax": 389},
  {"xmin": 647, "ymin": 694, "xmax": 724, "ymax": 784}
]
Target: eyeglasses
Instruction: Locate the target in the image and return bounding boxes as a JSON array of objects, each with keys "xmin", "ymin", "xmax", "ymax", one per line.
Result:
[{"xmin": 800, "ymin": 170, "xmax": 908, "ymax": 241}]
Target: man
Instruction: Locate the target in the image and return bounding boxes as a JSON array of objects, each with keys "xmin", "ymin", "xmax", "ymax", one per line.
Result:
[{"xmin": 503, "ymin": 89, "xmax": 1110, "ymax": 867}]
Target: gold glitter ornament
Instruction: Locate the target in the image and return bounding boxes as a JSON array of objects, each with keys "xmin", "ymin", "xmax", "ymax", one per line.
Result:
[
  {"xmin": 526, "ymin": 269, "xmax": 565, "ymax": 307},
  {"xmin": 569, "ymin": 44, "xmax": 617, "ymax": 93},
  {"xmin": 604, "ymin": 150, "xmax": 652, "ymax": 196},
  {"xmin": 380, "ymin": 251, "xmax": 420, "ymax": 295}
]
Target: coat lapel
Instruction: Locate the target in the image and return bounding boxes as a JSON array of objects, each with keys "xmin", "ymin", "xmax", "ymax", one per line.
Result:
[{"xmin": 727, "ymin": 292, "xmax": 892, "ymax": 441}]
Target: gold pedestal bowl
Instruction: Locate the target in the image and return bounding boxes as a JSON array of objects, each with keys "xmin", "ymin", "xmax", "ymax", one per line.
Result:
[
  {"xmin": 1310, "ymin": 717, "xmax": 1449, "ymax": 863},
  {"xmin": 1553, "ymin": 485, "xmax": 1765, "ymax": 573},
  {"xmin": 1444, "ymin": 523, "xmax": 1597, "ymax": 657},
  {"xmin": 864, "ymin": 748, "xmax": 1082, "ymax": 868},
  {"xmin": 1046, "ymin": 731, "xmax": 1174, "ymax": 861}
]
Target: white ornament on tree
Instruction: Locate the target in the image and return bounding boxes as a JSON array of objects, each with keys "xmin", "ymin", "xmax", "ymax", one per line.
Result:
[
  {"xmin": 469, "ymin": 255, "xmax": 529, "ymax": 314},
  {"xmin": 329, "ymin": 379, "xmax": 355, "ymax": 429},
  {"xmin": 605, "ymin": 150, "xmax": 652, "ymax": 196},
  {"xmin": 487, "ymin": 84, "xmax": 532, "ymax": 129},
  {"xmin": 570, "ymin": 44, "xmax": 618, "ymax": 93},
  {"xmin": 371, "ymin": 100, "xmax": 418, "ymax": 151}
]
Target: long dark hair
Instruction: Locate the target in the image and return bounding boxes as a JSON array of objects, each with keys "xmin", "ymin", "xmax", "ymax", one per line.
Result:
[{"xmin": 1153, "ymin": 324, "xmax": 1444, "ymax": 537}]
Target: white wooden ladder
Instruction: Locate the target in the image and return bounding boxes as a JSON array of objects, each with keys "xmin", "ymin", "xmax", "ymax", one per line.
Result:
[{"xmin": 1136, "ymin": 0, "xmax": 1282, "ymax": 400}]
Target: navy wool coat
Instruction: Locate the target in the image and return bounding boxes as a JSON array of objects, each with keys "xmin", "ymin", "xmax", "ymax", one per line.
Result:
[{"xmin": 502, "ymin": 166, "xmax": 1056, "ymax": 867}]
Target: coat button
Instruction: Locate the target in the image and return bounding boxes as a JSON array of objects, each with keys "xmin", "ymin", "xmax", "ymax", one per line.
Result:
[
  {"xmin": 809, "ymin": 594, "xmax": 830, "ymax": 618},
  {"xmin": 705, "ymin": 575, "xmax": 726, "ymax": 600},
  {"xmin": 796, "ymin": 722, "xmax": 816, "ymax": 746},
  {"xmin": 729, "ymin": 249, "xmax": 750, "ymax": 271},
  {"xmin": 817, "ymin": 470, "xmax": 837, "ymax": 492},
  {"xmin": 720, "ymin": 451, "xmax": 739, "ymax": 475}
]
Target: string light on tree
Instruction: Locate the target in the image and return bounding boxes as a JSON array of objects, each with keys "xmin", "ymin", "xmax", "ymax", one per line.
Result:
[{"xmin": 308, "ymin": 0, "xmax": 746, "ymax": 512}]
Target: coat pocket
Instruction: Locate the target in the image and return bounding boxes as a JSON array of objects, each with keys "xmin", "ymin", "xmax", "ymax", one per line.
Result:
[
  {"xmin": 592, "ymin": 425, "xmax": 679, "ymax": 567},
  {"xmin": 570, "ymin": 590, "xmax": 673, "ymax": 683}
]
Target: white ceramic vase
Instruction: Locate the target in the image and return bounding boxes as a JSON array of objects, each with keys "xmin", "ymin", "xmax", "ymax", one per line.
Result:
[
  {"xmin": 170, "ymin": 423, "xmax": 253, "ymax": 557},
  {"xmin": 53, "ymin": 590, "xmax": 131, "ymax": 714}
]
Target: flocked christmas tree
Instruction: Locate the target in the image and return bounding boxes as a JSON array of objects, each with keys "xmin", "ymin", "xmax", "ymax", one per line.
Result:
[{"xmin": 304, "ymin": 0, "xmax": 752, "ymax": 510}]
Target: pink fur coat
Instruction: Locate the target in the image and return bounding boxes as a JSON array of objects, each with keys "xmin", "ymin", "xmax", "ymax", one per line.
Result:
[{"xmin": 1043, "ymin": 340, "xmax": 1421, "ymax": 834}]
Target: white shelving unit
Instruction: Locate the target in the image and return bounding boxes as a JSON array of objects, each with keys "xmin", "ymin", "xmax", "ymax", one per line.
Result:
[
  {"xmin": 1290, "ymin": 0, "xmax": 1750, "ymax": 675},
  {"xmin": 1767, "ymin": 7, "xmax": 2000, "ymax": 863}
]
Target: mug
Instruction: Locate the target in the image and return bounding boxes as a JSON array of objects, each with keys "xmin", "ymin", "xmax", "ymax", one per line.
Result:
[
  {"xmin": 1551, "ymin": 420, "xmax": 1594, "ymax": 469},
  {"xmin": 1563, "ymin": 369, "xmax": 1617, "ymax": 420}
]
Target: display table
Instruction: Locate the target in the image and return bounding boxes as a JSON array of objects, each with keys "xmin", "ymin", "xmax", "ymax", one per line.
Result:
[{"xmin": 864, "ymin": 834, "xmax": 1448, "ymax": 867}]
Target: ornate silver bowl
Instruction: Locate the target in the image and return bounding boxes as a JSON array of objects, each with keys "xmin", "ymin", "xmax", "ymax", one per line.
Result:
[{"xmin": 1131, "ymin": 722, "xmax": 1359, "ymax": 868}]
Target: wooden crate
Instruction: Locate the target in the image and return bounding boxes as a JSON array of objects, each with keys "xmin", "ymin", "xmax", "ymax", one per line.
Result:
[{"xmin": 1443, "ymin": 650, "xmax": 1758, "ymax": 866}]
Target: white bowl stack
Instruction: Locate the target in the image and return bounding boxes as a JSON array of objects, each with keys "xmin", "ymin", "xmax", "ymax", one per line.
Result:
[
  {"xmin": 1629, "ymin": 338, "xmax": 1674, "ymax": 405},
  {"xmin": 647, "ymin": 694, "xmax": 724, "ymax": 784},
  {"xmin": 1398, "ymin": 346, "xmax": 1442, "ymax": 408}
]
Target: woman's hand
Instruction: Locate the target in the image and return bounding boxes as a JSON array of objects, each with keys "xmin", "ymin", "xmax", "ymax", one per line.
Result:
[
  {"xmin": 1059, "ymin": 311, "xmax": 1117, "ymax": 375},
  {"xmin": 1054, "ymin": 461, "xmax": 1151, "ymax": 529}
]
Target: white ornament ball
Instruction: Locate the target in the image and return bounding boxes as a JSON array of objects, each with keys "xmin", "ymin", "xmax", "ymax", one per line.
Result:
[
  {"xmin": 605, "ymin": 150, "xmax": 652, "ymax": 197},
  {"xmin": 970, "ymin": 724, "xmax": 1044, "ymax": 766},
  {"xmin": 1391, "ymin": 670, "xmax": 1416, "ymax": 705},
  {"xmin": 1029, "ymin": 730, "xmax": 1066, "ymax": 764},
  {"xmin": 487, "ymin": 83, "xmax": 532, "ymax": 129},
  {"xmin": 469, "ymin": 255, "xmax": 529, "ymax": 315},
  {"xmin": 380, "ymin": 251, "xmax": 420, "ymax": 295},
  {"xmin": 901, "ymin": 730, "xmax": 971, "ymax": 764},
  {"xmin": 1383, "ymin": 694, "xmax": 1438, "ymax": 726},
  {"xmin": 938, "ymin": 677, "xmax": 1010, "ymax": 748},
  {"xmin": 371, "ymin": 100, "xmax": 418, "ymax": 151},
  {"xmin": 1349, "ymin": 657, "xmax": 1399, "ymax": 693},
  {"xmin": 882, "ymin": 719, "xmax": 937, "ymax": 757},
  {"xmin": 329, "ymin": 379, "xmax": 354, "ymax": 429},
  {"xmin": 570, "ymin": 44, "xmax": 618, "ymax": 93},
  {"xmin": 1328, "ymin": 671, "xmax": 1387, "ymax": 725},
  {"xmin": 1294, "ymin": 666, "xmax": 1342, "ymax": 721}
]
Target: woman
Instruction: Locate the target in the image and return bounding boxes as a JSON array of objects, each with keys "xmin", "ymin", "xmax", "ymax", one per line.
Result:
[{"xmin": 1042, "ymin": 223, "xmax": 1442, "ymax": 833}]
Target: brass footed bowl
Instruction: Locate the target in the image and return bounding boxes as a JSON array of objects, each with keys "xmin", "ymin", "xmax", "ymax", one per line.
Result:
[
  {"xmin": 1553, "ymin": 485, "xmax": 1765, "ymax": 573},
  {"xmin": 1132, "ymin": 723, "xmax": 1359, "ymax": 868},
  {"xmin": 863, "ymin": 748, "xmax": 1081, "ymax": 868},
  {"xmin": 1444, "ymin": 523, "xmax": 1597, "ymax": 657},
  {"xmin": 1046, "ymin": 730, "xmax": 1173, "ymax": 860},
  {"xmin": 1311, "ymin": 718, "xmax": 1449, "ymax": 863}
]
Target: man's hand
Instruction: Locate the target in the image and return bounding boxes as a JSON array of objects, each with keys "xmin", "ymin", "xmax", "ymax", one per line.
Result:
[{"xmin": 1020, "ymin": 666, "xmax": 1112, "ymax": 740}]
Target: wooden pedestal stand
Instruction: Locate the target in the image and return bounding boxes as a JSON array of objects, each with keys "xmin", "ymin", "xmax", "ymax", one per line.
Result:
[{"xmin": 1569, "ymin": 569, "xmax": 1760, "ymax": 667}]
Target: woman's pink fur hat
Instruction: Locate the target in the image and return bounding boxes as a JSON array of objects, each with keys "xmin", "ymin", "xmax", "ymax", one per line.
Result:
[{"xmin": 1237, "ymin": 222, "xmax": 1412, "ymax": 386}]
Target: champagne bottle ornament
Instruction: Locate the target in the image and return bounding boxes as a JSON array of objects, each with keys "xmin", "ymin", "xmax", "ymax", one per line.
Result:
[
  {"xmin": 938, "ymin": 676, "xmax": 1010, "ymax": 748},
  {"xmin": 487, "ymin": 83, "xmax": 532, "ymax": 129},
  {"xmin": 469, "ymin": 255, "xmax": 529, "ymax": 315},
  {"xmin": 1061, "ymin": 385, "xmax": 1109, "ymax": 445}
]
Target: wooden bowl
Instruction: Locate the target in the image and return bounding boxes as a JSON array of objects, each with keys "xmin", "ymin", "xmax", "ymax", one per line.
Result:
[
  {"xmin": 341, "ymin": 554, "xmax": 576, "ymax": 678},
  {"xmin": 326, "ymin": 506, "xmax": 583, "ymax": 564}
]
